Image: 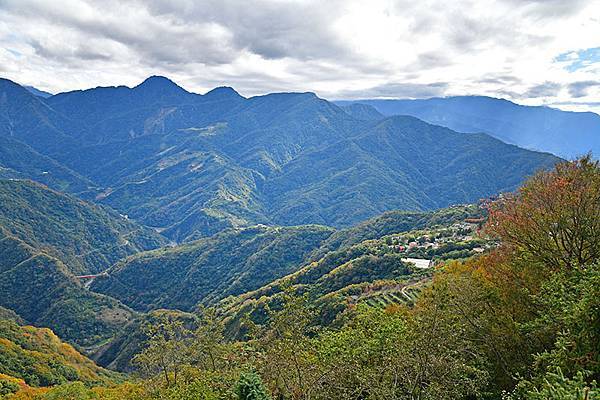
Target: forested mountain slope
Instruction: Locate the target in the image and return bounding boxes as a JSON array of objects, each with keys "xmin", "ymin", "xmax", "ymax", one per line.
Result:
[
  {"xmin": 0, "ymin": 77, "xmax": 560, "ymax": 241},
  {"xmin": 0, "ymin": 318, "xmax": 118, "ymax": 396},
  {"xmin": 218, "ymin": 204, "xmax": 487, "ymax": 337},
  {"xmin": 0, "ymin": 230, "xmax": 134, "ymax": 347},
  {"xmin": 313, "ymin": 204, "xmax": 481, "ymax": 257},
  {"xmin": 0, "ymin": 179, "xmax": 166, "ymax": 347},
  {"xmin": 90, "ymin": 204, "xmax": 488, "ymax": 370},
  {"xmin": 91, "ymin": 225, "xmax": 334, "ymax": 311},
  {"xmin": 0, "ymin": 136, "xmax": 91, "ymax": 194},
  {"xmin": 0, "ymin": 179, "xmax": 167, "ymax": 275}
]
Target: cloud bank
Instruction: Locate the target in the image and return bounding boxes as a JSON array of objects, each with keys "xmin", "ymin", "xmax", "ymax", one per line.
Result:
[{"xmin": 0, "ymin": 0, "xmax": 599, "ymax": 112}]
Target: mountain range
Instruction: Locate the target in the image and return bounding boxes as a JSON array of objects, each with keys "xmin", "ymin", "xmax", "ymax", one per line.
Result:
[
  {"xmin": 335, "ymin": 96, "xmax": 600, "ymax": 159},
  {"xmin": 0, "ymin": 74, "xmax": 593, "ymax": 398},
  {"xmin": 0, "ymin": 77, "xmax": 559, "ymax": 242}
]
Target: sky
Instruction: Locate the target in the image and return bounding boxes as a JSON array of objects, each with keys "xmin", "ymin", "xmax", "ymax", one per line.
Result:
[{"xmin": 1, "ymin": 0, "xmax": 599, "ymax": 113}]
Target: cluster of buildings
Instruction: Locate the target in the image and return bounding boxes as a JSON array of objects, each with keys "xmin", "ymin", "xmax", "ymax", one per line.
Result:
[{"xmin": 385, "ymin": 219, "xmax": 487, "ymax": 256}]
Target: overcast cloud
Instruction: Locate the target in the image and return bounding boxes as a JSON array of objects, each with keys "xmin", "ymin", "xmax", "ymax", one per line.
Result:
[{"xmin": 0, "ymin": 0, "xmax": 599, "ymax": 112}]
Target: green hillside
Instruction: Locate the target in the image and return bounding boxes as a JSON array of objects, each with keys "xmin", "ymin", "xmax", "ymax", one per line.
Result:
[
  {"xmin": 0, "ymin": 318, "xmax": 119, "ymax": 396},
  {"xmin": 0, "ymin": 179, "xmax": 168, "ymax": 347},
  {"xmin": 0, "ymin": 179, "xmax": 167, "ymax": 275},
  {"xmin": 312, "ymin": 204, "xmax": 482, "ymax": 258},
  {"xmin": 91, "ymin": 225, "xmax": 334, "ymax": 311},
  {"xmin": 218, "ymin": 205, "xmax": 490, "ymax": 338},
  {"xmin": 0, "ymin": 136, "xmax": 92, "ymax": 194},
  {"xmin": 0, "ymin": 231, "xmax": 134, "ymax": 347}
]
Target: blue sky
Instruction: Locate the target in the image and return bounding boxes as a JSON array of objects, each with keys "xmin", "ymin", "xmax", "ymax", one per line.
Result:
[
  {"xmin": 0, "ymin": 0, "xmax": 599, "ymax": 113},
  {"xmin": 556, "ymin": 47, "xmax": 600, "ymax": 72}
]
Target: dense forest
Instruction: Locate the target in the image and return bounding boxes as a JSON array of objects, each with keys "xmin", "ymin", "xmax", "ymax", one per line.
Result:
[
  {"xmin": 0, "ymin": 77, "xmax": 558, "ymax": 241},
  {"xmin": 1, "ymin": 156, "xmax": 597, "ymax": 399}
]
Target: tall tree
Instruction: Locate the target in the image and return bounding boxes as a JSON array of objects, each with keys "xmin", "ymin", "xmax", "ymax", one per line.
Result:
[
  {"xmin": 486, "ymin": 155, "xmax": 600, "ymax": 270},
  {"xmin": 133, "ymin": 314, "xmax": 192, "ymax": 388}
]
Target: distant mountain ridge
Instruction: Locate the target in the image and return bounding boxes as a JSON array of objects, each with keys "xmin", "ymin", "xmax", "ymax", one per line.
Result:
[
  {"xmin": 335, "ymin": 96, "xmax": 600, "ymax": 159},
  {"xmin": 0, "ymin": 76, "xmax": 560, "ymax": 241},
  {"xmin": 24, "ymin": 85, "xmax": 52, "ymax": 98}
]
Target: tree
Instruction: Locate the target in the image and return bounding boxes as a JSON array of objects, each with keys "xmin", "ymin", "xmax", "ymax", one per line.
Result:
[
  {"xmin": 258, "ymin": 288, "xmax": 321, "ymax": 400},
  {"xmin": 190, "ymin": 307, "xmax": 227, "ymax": 372},
  {"xmin": 133, "ymin": 314, "xmax": 192, "ymax": 387},
  {"xmin": 486, "ymin": 155, "xmax": 600, "ymax": 271},
  {"xmin": 508, "ymin": 368, "xmax": 598, "ymax": 400},
  {"xmin": 0, "ymin": 376, "xmax": 21, "ymax": 397},
  {"xmin": 235, "ymin": 370, "xmax": 271, "ymax": 400}
]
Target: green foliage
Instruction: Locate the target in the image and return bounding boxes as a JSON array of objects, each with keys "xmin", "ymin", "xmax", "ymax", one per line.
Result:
[
  {"xmin": 235, "ymin": 371, "xmax": 270, "ymax": 400},
  {"xmin": 133, "ymin": 314, "xmax": 192, "ymax": 387},
  {"xmin": 508, "ymin": 369, "xmax": 598, "ymax": 400},
  {"xmin": 38, "ymin": 382, "xmax": 96, "ymax": 400},
  {"xmin": 92, "ymin": 225, "xmax": 334, "ymax": 312},
  {"xmin": 0, "ymin": 319, "xmax": 118, "ymax": 389},
  {"xmin": 92, "ymin": 310, "xmax": 197, "ymax": 373},
  {"xmin": 506, "ymin": 263, "xmax": 600, "ymax": 397},
  {"xmin": 152, "ymin": 380, "xmax": 220, "ymax": 400},
  {"xmin": 0, "ymin": 179, "xmax": 166, "ymax": 275},
  {"xmin": 0, "ymin": 376, "xmax": 21, "ymax": 397}
]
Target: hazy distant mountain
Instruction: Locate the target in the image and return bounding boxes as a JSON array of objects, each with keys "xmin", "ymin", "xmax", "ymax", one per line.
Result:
[
  {"xmin": 0, "ymin": 135, "xmax": 92, "ymax": 193},
  {"xmin": 339, "ymin": 103, "xmax": 384, "ymax": 120},
  {"xmin": 335, "ymin": 96, "xmax": 600, "ymax": 159},
  {"xmin": 24, "ymin": 85, "xmax": 52, "ymax": 98},
  {"xmin": 0, "ymin": 77, "xmax": 560, "ymax": 241}
]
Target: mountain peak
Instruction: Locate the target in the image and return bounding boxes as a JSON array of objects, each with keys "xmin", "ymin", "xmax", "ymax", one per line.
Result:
[
  {"xmin": 133, "ymin": 75, "xmax": 188, "ymax": 95},
  {"xmin": 0, "ymin": 77, "xmax": 26, "ymax": 91},
  {"xmin": 204, "ymin": 86, "xmax": 243, "ymax": 99}
]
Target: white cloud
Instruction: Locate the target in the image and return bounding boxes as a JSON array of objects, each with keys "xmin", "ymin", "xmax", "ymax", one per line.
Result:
[{"xmin": 0, "ymin": 0, "xmax": 599, "ymax": 112}]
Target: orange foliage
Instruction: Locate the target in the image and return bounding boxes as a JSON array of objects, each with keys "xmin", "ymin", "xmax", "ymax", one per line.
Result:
[{"xmin": 486, "ymin": 155, "xmax": 600, "ymax": 271}]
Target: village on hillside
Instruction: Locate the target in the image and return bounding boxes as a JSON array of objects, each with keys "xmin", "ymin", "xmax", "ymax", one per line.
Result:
[{"xmin": 381, "ymin": 215, "xmax": 496, "ymax": 269}]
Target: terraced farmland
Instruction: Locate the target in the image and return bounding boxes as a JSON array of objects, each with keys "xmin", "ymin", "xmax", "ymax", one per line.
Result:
[{"xmin": 358, "ymin": 278, "xmax": 429, "ymax": 308}]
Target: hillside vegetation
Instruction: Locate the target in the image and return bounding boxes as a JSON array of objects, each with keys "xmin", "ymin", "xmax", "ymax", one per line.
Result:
[
  {"xmin": 91, "ymin": 205, "xmax": 487, "ymax": 368},
  {"xmin": 0, "ymin": 180, "xmax": 168, "ymax": 347},
  {"xmin": 91, "ymin": 225, "xmax": 334, "ymax": 311},
  {"xmin": 219, "ymin": 205, "xmax": 490, "ymax": 338},
  {"xmin": 0, "ymin": 77, "xmax": 559, "ymax": 241},
  {"xmin": 312, "ymin": 204, "xmax": 482, "ymax": 257},
  {"xmin": 0, "ymin": 179, "xmax": 167, "ymax": 275},
  {"xmin": 0, "ymin": 318, "xmax": 119, "ymax": 397},
  {"xmin": 3, "ymin": 157, "xmax": 598, "ymax": 400},
  {"xmin": 0, "ymin": 231, "xmax": 134, "ymax": 347}
]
